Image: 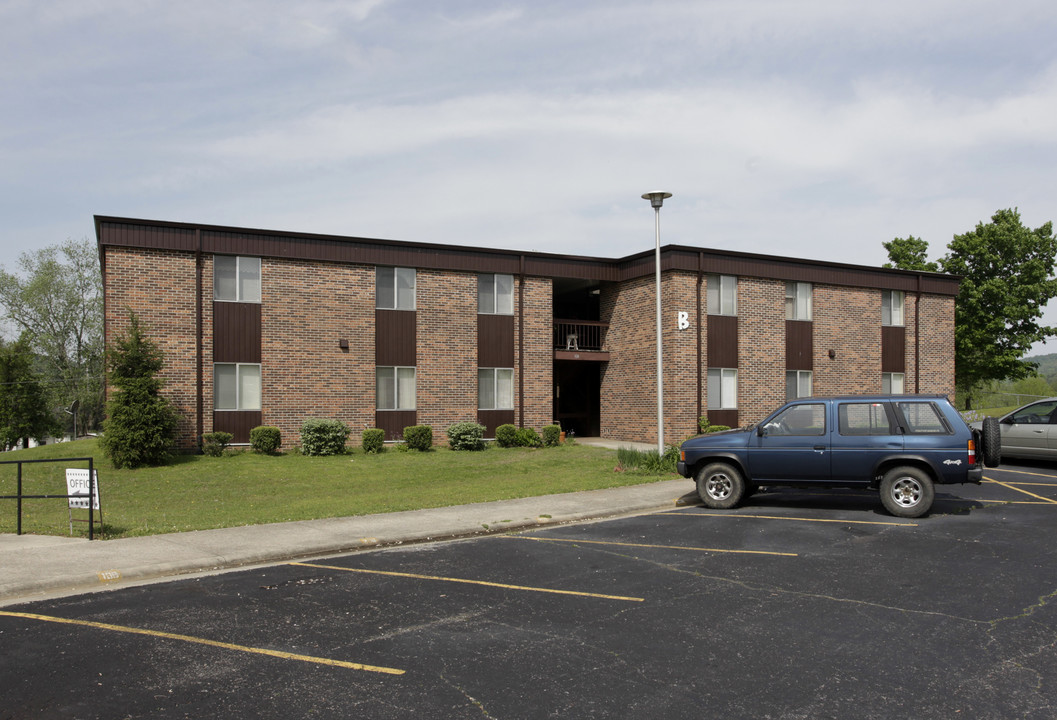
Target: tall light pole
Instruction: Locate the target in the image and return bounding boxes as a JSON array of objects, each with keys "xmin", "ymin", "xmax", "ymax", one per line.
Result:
[{"xmin": 642, "ymin": 191, "xmax": 672, "ymax": 456}]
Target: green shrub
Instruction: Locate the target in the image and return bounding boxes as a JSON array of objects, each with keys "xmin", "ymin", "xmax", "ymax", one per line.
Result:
[
  {"xmin": 362, "ymin": 428, "xmax": 385, "ymax": 454},
  {"xmin": 495, "ymin": 424, "xmax": 518, "ymax": 448},
  {"xmin": 542, "ymin": 424, "xmax": 562, "ymax": 447},
  {"xmin": 403, "ymin": 425, "xmax": 433, "ymax": 451},
  {"xmin": 698, "ymin": 417, "xmax": 732, "ymax": 434},
  {"xmin": 617, "ymin": 445, "xmax": 680, "ymax": 474},
  {"xmin": 447, "ymin": 422, "xmax": 485, "ymax": 451},
  {"xmin": 515, "ymin": 427, "xmax": 543, "ymax": 448},
  {"xmin": 249, "ymin": 426, "xmax": 281, "ymax": 454},
  {"xmin": 202, "ymin": 431, "xmax": 233, "ymax": 457},
  {"xmin": 299, "ymin": 418, "xmax": 351, "ymax": 456}
]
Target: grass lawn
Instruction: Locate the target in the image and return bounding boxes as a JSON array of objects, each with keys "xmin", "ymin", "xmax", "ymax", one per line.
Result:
[{"xmin": 0, "ymin": 438, "xmax": 675, "ymax": 540}]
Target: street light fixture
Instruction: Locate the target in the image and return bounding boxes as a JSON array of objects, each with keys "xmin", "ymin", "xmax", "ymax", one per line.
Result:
[{"xmin": 641, "ymin": 191, "xmax": 672, "ymax": 456}]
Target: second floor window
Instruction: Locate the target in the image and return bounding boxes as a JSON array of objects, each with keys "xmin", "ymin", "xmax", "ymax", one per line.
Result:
[
  {"xmin": 478, "ymin": 274, "xmax": 514, "ymax": 315},
  {"xmin": 785, "ymin": 282, "xmax": 812, "ymax": 321},
  {"xmin": 707, "ymin": 274, "xmax": 737, "ymax": 316},
  {"xmin": 214, "ymin": 363, "xmax": 261, "ymax": 410},
  {"xmin": 214, "ymin": 256, "xmax": 261, "ymax": 303},
  {"xmin": 882, "ymin": 290, "xmax": 905, "ymax": 326},
  {"xmin": 377, "ymin": 267, "xmax": 416, "ymax": 310}
]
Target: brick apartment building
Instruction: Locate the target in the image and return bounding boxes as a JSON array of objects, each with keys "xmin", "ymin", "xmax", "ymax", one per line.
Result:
[{"xmin": 95, "ymin": 216, "xmax": 960, "ymax": 450}]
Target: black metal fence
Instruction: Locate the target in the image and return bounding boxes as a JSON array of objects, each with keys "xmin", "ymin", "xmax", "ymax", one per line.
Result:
[{"xmin": 0, "ymin": 456, "xmax": 98, "ymax": 540}]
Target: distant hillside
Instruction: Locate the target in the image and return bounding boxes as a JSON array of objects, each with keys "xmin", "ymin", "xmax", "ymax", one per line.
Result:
[{"xmin": 1027, "ymin": 353, "xmax": 1057, "ymax": 377}]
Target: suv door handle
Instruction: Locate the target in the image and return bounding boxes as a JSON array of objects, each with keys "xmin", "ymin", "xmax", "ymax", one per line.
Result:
[{"xmin": 813, "ymin": 445, "xmax": 826, "ymax": 451}]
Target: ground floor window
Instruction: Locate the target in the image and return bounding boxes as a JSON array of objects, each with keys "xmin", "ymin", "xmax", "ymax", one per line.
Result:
[
  {"xmin": 214, "ymin": 363, "xmax": 261, "ymax": 410},
  {"xmin": 377, "ymin": 366, "xmax": 416, "ymax": 410},
  {"xmin": 882, "ymin": 372, "xmax": 905, "ymax": 394},
  {"xmin": 707, "ymin": 368, "xmax": 738, "ymax": 409},
  {"xmin": 786, "ymin": 370, "xmax": 812, "ymax": 400},
  {"xmin": 479, "ymin": 368, "xmax": 514, "ymax": 410}
]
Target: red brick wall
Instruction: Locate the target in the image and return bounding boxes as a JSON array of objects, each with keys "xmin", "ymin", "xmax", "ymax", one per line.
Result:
[
  {"xmin": 518, "ymin": 276, "xmax": 555, "ymax": 431},
  {"xmin": 736, "ymin": 277, "xmax": 786, "ymax": 425},
  {"xmin": 814, "ymin": 284, "xmax": 881, "ymax": 395},
  {"xmin": 417, "ymin": 270, "xmax": 478, "ymax": 434}
]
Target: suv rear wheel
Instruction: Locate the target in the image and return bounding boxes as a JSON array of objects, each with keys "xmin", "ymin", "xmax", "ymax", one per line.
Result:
[
  {"xmin": 879, "ymin": 466, "xmax": 934, "ymax": 518},
  {"xmin": 696, "ymin": 462, "xmax": 746, "ymax": 509}
]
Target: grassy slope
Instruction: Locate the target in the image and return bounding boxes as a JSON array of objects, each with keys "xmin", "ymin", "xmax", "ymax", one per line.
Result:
[{"xmin": 0, "ymin": 439, "xmax": 669, "ymax": 539}]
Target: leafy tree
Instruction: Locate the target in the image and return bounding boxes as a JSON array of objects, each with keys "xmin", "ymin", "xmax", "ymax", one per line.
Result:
[
  {"xmin": 882, "ymin": 236, "xmax": 939, "ymax": 272},
  {"xmin": 100, "ymin": 313, "xmax": 178, "ymax": 468},
  {"xmin": 0, "ymin": 334, "xmax": 57, "ymax": 449},
  {"xmin": 0, "ymin": 239, "xmax": 104, "ymax": 435},
  {"xmin": 884, "ymin": 209, "xmax": 1057, "ymax": 408}
]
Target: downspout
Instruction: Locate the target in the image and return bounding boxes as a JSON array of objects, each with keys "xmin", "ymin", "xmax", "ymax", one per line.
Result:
[
  {"xmin": 697, "ymin": 251, "xmax": 704, "ymax": 428},
  {"xmin": 915, "ymin": 274, "xmax": 921, "ymax": 394},
  {"xmin": 519, "ymin": 254, "xmax": 525, "ymax": 429},
  {"xmin": 196, "ymin": 229, "xmax": 204, "ymax": 444}
]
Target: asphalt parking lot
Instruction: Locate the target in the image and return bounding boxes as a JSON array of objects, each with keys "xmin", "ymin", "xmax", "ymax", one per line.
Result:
[{"xmin": 3, "ymin": 463, "xmax": 1057, "ymax": 719}]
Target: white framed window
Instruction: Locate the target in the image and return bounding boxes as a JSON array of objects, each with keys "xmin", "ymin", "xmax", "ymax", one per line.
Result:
[
  {"xmin": 785, "ymin": 282, "xmax": 812, "ymax": 321},
  {"xmin": 882, "ymin": 290, "xmax": 905, "ymax": 326},
  {"xmin": 707, "ymin": 274, "xmax": 737, "ymax": 316},
  {"xmin": 377, "ymin": 366, "xmax": 416, "ymax": 410},
  {"xmin": 478, "ymin": 274, "xmax": 514, "ymax": 315},
  {"xmin": 214, "ymin": 363, "xmax": 261, "ymax": 410},
  {"xmin": 377, "ymin": 267, "xmax": 416, "ymax": 310},
  {"xmin": 214, "ymin": 256, "xmax": 261, "ymax": 303},
  {"xmin": 882, "ymin": 372, "xmax": 905, "ymax": 394},
  {"xmin": 478, "ymin": 368, "xmax": 514, "ymax": 410},
  {"xmin": 786, "ymin": 370, "xmax": 813, "ymax": 400},
  {"xmin": 707, "ymin": 368, "xmax": 738, "ymax": 410}
]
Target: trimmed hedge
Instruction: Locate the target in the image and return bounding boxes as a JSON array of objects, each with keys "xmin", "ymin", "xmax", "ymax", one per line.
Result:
[
  {"xmin": 447, "ymin": 422, "xmax": 486, "ymax": 451},
  {"xmin": 542, "ymin": 424, "xmax": 562, "ymax": 447},
  {"xmin": 515, "ymin": 427, "xmax": 543, "ymax": 448},
  {"xmin": 202, "ymin": 431, "xmax": 233, "ymax": 457},
  {"xmin": 249, "ymin": 426, "xmax": 281, "ymax": 454},
  {"xmin": 362, "ymin": 428, "xmax": 385, "ymax": 454},
  {"xmin": 300, "ymin": 418, "xmax": 351, "ymax": 456},
  {"xmin": 403, "ymin": 425, "xmax": 433, "ymax": 451},
  {"xmin": 495, "ymin": 424, "xmax": 518, "ymax": 448}
]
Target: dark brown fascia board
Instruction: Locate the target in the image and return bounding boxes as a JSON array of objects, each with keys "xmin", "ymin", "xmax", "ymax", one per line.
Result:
[{"xmin": 94, "ymin": 215, "xmax": 959, "ymax": 295}]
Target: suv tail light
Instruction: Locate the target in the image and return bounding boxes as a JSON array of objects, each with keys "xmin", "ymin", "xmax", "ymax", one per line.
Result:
[{"xmin": 968, "ymin": 437, "xmax": 977, "ymax": 466}]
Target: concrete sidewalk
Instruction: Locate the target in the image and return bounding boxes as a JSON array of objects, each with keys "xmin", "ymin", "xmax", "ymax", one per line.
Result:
[{"xmin": 0, "ymin": 477, "xmax": 696, "ymax": 607}]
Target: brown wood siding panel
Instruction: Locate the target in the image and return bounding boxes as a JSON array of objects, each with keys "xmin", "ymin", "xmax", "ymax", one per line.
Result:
[
  {"xmin": 707, "ymin": 315, "xmax": 738, "ymax": 367},
  {"xmin": 213, "ymin": 302, "xmax": 262, "ymax": 363},
  {"xmin": 212, "ymin": 411, "xmax": 262, "ymax": 444},
  {"xmin": 786, "ymin": 320, "xmax": 813, "ymax": 370},
  {"xmin": 96, "ymin": 216, "xmax": 959, "ymax": 295},
  {"xmin": 376, "ymin": 310, "xmax": 416, "ymax": 366},
  {"xmin": 376, "ymin": 411, "xmax": 417, "ymax": 441},
  {"xmin": 882, "ymin": 325, "xmax": 906, "ymax": 372},
  {"xmin": 478, "ymin": 409, "xmax": 515, "ymax": 438},
  {"xmin": 707, "ymin": 409, "xmax": 739, "ymax": 429},
  {"xmin": 478, "ymin": 314, "xmax": 515, "ymax": 367}
]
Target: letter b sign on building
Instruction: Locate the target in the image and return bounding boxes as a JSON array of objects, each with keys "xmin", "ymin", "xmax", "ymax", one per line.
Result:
[{"xmin": 677, "ymin": 311, "xmax": 690, "ymax": 330}]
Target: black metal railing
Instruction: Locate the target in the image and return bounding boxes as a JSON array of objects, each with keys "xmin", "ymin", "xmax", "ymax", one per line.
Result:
[
  {"xmin": 0, "ymin": 457, "xmax": 98, "ymax": 540},
  {"xmin": 553, "ymin": 320, "xmax": 608, "ymax": 352}
]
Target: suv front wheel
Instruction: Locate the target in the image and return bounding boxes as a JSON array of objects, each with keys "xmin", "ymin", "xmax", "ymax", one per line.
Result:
[
  {"xmin": 696, "ymin": 462, "xmax": 746, "ymax": 509},
  {"xmin": 879, "ymin": 466, "xmax": 935, "ymax": 518}
]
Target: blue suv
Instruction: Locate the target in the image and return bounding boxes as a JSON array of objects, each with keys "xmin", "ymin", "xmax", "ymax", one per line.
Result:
[{"xmin": 677, "ymin": 395, "xmax": 1000, "ymax": 518}]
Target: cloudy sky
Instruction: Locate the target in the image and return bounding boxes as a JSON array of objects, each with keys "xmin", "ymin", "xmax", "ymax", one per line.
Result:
[{"xmin": 2, "ymin": 0, "xmax": 1056, "ymax": 328}]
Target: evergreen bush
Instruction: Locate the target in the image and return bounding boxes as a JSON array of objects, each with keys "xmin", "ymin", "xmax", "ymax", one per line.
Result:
[
  {"xmin": 100, "ymin": 313, "xmax": 179, "ymax": 469},
  {"xmin": 542, "ymin": 424, "xmax": 562, "ymax": 447},
  {"xmin": 515, "ymin": 427, "xmax": 543, "ymax": 448},
  {"xmin": 495, "ymin": 423, "xmax": 518, "ymax": 448},
  {"xmin": 299, "ymin": 418, "xmax": 351, "ymax": 456},
  {"xmin": 403, "ymin": 425, "xmax": 433, "ymax": 451},
  {"xmin": 447, "ymin": 422, "xmax": 485, "ymax": 450},
  {"xmin": 362, "ymin": 428, "xmax": 385, "ymax": 454},
  {"xmin": 202, "ymin": 431, "xmax": 233, "ymax": 457},
  {"xmin": 249, "ymin": 425, "xmax": 282, "ymax": 453}
]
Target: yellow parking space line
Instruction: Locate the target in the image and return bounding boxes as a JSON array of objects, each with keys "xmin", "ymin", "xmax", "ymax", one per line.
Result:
[
  {"xmin": 504, "ymin": 534, "xmax": 797, "ymax": 557},
  {"xmin": 986, "ymin": 468, "xmax": 1057, "ymax": 481},
  {"xmin": 669, "ymin": 512, "xmax": 916, "ymax": 527},
  {"xmin": 985, "ymin": 479, "xmax": 1057, "ymax": 505},
  {"xmin": 291, "ymin": 562, "xmax": 644, "ymax": 602},
  {"xmin": 0, "ymin": 610, "xmax": 404, "ymax": 675}
]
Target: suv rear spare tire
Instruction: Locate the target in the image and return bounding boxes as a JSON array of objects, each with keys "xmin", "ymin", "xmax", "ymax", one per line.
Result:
[
  {"xmin": 880, "ymin": 466, "xmax": 934, "ymax": 518},
  {"xmin": 980, "ymin": 415, "xmax": 1001, "ymax": 467}
]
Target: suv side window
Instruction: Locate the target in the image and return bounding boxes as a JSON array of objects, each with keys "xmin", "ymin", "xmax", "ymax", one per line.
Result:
[
  {"xmin": 839, "ymin": 402, "xmax": 895, "ymax": 436},
  {"xmin": 764, "ymin": 403, "xmax": 826, "ymax": 436},
  {"xmin": 896, "ymin": 401, "xmax": 952, "ymax": 435}
]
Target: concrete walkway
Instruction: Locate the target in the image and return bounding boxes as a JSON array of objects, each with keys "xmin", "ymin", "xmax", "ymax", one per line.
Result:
[{"xmin": 0, "ymin": 473, "xmax": 697, "ymax": 607}]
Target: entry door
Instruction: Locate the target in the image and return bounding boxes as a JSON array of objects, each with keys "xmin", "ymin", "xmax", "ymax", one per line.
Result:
[{"xmin": 748, "ymin": 402, "xmax": 830, "ymax": 481}]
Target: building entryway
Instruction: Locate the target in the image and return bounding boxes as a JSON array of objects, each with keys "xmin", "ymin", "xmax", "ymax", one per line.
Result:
[{"xmin": 554, "ymin": 360, "xmax": 601, "ymax": 437}]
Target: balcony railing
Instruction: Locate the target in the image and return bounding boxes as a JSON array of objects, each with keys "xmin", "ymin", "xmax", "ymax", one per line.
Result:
[{"xmin": 553, "ymin": 319, "xmax": 608, "ymax": 352}]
